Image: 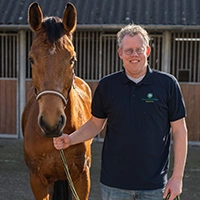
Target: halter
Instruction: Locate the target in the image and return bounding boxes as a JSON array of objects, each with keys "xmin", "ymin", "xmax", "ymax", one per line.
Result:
[
  {"xmin": 36, "ymin": 90, "xmax": 68, "ymax": 106},
  {"xmin": 35, "ymin": 72, "xmax": 76, "ymax": 106}
]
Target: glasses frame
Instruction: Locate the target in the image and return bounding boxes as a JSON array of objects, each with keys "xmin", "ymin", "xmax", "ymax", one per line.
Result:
[{"xmin": 123, "ymin": 47, "xmax": 146, "ymax": 56}]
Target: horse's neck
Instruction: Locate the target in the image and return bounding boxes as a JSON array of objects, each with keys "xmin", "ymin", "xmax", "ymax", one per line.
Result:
[{"xmin": 65, "ymin": 87, "xmax": 91, "ymax": 132}]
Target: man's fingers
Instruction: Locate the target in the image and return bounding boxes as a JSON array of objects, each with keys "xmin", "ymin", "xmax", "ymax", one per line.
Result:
[{"xmin": 53, "ymin": 138, "xmax": 63, "ymax": 150}]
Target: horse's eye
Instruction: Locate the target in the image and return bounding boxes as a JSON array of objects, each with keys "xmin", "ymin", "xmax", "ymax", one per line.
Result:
[
  {"xmin": 70, "ymin": 56, "xmax": 76, "ymax": 65},
  {"xmin": 28, "ymin": 57, "xmax": 34, "ymax": 65}
]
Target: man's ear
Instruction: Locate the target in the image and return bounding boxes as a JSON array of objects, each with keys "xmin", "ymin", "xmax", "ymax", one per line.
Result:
[
  {"xmin": 118, "ymin": 48, "xmax": 123, "ymax": 59},
  {"xmin": 146, "ymin": 46, "xmax": 151, "ymax": 57}
]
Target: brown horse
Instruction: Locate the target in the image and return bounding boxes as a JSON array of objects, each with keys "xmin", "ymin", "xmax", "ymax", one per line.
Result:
[{"xmin": 22, "ymin": 2, "xmax": 92, "ymax": 200}]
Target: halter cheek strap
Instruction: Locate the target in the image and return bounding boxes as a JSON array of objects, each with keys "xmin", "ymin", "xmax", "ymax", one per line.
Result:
[{"xmin": 36, "ymin": 90, "xmax": 68, "ymax": 106}]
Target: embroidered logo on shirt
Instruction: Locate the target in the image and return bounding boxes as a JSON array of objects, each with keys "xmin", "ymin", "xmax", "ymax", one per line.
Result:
[
  {"xmin": 147, "ymin": 93, "xmax": 153, "ymax": 98},
  {"xmin": 142, "ymin": 93, "xmax": 158, "ymax": 103}
]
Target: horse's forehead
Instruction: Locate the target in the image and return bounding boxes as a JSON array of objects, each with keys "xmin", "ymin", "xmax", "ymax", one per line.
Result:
[
  {"xmin": 49, "ymin": 47, "xmax": 56, "ymax": 55},
  {"xmin": 31, "ymin": 34, "xmax": 75, "ymax": 57}
]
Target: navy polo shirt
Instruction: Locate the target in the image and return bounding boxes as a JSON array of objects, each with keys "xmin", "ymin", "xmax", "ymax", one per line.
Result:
[{"xmin": 92, "ymin": 66, "xmax": 186, "ymax": 190}]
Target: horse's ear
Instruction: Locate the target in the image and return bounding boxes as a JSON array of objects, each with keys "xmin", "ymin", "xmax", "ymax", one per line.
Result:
[
  {"xmin": 62, "ymin": 3, "xmax": 77, "ymax": 34},
  {"xmin": 28, "ymin": 2, "xmax": 43, "ymax": 31}
]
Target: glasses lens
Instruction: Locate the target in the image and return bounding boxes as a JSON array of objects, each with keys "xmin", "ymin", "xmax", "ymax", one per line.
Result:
[{"xmin": 123, "ymin": 48, "xmax": 145, "ymax": 55}]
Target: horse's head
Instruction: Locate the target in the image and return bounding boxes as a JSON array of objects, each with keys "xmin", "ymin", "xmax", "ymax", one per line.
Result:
[{"xmin": 28, "ymin": 2, "xmax": 77, "ymax": 137}]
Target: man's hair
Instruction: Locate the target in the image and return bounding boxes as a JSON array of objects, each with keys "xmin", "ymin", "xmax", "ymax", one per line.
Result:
[{"xmin": 117, "ymin": 24, "xmax": 150, "ymax": 48}]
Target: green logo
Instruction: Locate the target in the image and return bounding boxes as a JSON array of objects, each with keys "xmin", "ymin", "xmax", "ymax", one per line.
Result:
[
  {"xmin": 141, "ymin": 93, "xmax": 158, "ymax": 103},
  {"xmin": 147, "ymin": 93, "xmax": 153, "ymax": 99}
]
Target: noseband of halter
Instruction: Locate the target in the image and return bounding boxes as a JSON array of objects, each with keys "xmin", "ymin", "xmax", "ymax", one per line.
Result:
[
  {"xmin": 36, "ymin": 90, "xmax": 68, "ymax": 106},
  {"xmin": 35, "ymin": 73, "xmax": 76, "ymax": 106}
]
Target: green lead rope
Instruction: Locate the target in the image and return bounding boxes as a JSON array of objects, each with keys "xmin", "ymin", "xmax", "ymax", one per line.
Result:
[
  {"xmin": 59, "ymin": 149, "xmax": 80, "ymax": 200},
  {"xmin": 164, "ymin": 192, "xmax": 180, "ymax": 200}
]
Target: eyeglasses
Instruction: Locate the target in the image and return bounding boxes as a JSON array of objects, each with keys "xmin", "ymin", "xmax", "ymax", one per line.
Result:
[{"xmin": 123, "ymin": 47, "xmax": 145, "ymax": 55}]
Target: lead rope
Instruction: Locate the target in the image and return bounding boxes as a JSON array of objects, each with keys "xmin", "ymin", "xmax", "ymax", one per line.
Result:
[
  {"xmin": 59, "ymin": 149, "xmax": 80, "ymax": 200},
  {"xmin": 165, "ymin": 193, "xmax": 180, "ymax": 200}
]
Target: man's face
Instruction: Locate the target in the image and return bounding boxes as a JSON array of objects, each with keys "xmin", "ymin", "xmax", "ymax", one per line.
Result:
[{"xmin": 118, "ymin": 34, "xmax": 151, "ymax": 78}]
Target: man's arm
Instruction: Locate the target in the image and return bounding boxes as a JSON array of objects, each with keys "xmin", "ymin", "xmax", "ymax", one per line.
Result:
[
  {"xmin": 53, "ymin": 115, "xmax": 107, "ymax": 150},
  {"xmin": 163, "ymin": 118, "xmax": 188, "ymax": 200}
]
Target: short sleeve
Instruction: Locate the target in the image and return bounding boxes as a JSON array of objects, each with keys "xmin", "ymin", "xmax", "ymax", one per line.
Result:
[
  {"xmin": 168, "ymin": 78, "xmax": 186, "ymax": 121},
  {"xmin": 91, "ymin": 83, "xmax": 107, "ymax": 118}
]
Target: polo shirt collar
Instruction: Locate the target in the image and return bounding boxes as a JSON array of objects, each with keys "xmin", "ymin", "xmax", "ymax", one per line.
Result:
[{"xmin": 121, "ymin": 65, "xmax": 153, "ymax": 85}]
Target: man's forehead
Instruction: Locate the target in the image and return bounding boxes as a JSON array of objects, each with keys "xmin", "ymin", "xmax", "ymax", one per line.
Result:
[{"xmin": 121, "ymin": 34, "xmax": 146, "ymax": 47}]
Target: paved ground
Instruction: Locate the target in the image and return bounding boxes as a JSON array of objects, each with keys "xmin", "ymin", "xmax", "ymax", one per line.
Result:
[{"xmin": 0, "ymin": 139, "xmax": 199, "ymax": 200}]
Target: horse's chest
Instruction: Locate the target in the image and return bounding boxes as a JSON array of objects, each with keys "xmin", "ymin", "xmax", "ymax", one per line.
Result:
[
  {"xmin": 25, "ymin": 147, "xmax": 86, "ymax": 184},
  {"xmin": 26, "ymin": 152, "xmax": 63, "ymax": 182}
]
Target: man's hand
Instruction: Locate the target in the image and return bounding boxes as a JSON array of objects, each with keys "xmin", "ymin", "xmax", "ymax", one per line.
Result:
[
  {"xmin": 163, "ymin": 176, "xmax": 182, "ymax": 200},
  {"xmin": 53, "ymin": 134, "xmax": 71, "ymax": 150}
]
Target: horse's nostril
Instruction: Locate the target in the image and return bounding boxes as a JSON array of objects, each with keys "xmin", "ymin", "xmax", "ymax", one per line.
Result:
[
  {"xmin": 60, "ymin": 115, "xmax": 66, "ymax": 127},
  {"xmin": 39, "ymin": 115, "xmax": 44, "ymax": 127}
]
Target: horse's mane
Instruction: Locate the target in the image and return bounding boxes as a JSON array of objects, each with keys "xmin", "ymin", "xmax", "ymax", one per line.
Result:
[
  {"xmin": 33, "ymin": 16, "xmax": 74, "ymax": 53},
  {"xmin": 42, "ymin": 17, "xmax": 66, "ymax": 44}
]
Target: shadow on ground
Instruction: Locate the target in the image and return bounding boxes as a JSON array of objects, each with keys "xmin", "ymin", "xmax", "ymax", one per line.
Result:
[{"xmin": 0, "ymin": 139, "xmax": 199, "ymax": 200}]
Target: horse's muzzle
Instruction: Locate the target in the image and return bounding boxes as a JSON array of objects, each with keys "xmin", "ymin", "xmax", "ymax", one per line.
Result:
[{"xmin": 38, "ymin": 115, "xmax": 66, "ymax": 138}]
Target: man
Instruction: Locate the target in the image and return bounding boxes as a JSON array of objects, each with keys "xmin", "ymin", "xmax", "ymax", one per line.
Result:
[{"xmin": 53, "ymin": 24, "xmax": 187, "ymax": 200}]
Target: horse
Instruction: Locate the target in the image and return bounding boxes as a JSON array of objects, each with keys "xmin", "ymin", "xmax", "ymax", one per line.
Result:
[{"xmin": 22, "ymin": 2, "xmax": 92, "ymax": 200}]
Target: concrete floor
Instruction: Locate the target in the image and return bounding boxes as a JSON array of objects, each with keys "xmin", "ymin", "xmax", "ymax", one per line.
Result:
[{"xmin": 0, "ymin": 139, "xmax": 199, "ymax": 200}]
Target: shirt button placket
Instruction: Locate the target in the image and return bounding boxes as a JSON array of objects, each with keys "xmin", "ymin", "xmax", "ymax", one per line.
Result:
[{"xmin": 132, "ymin": 86, "xmax": 136, "ymax": 98}]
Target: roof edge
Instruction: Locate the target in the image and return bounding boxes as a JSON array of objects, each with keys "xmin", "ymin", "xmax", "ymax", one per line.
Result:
[
  {"xmin": 0, "ymin": 24, "xmax": 200, "ymax": 31},
  {"xmin": 77, "ymin": 24, "xmax": 200, "ymax": 31}
]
